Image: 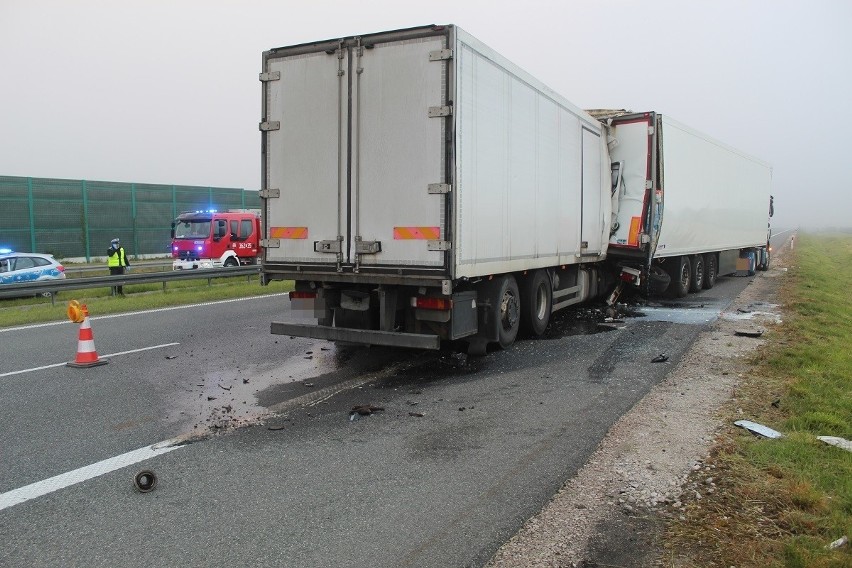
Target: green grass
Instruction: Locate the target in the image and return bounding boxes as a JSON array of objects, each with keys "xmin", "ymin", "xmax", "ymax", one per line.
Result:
[
  {"xmin": 0, "ymin": 271, "xmax": 294, "ymax": 328},
  {"xmin": 666, "ymin": 233, "xmax": 852, "ymax": 567}
]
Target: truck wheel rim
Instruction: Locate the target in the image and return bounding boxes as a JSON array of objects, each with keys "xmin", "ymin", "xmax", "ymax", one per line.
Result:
[
  {"xmin": 501, "ymin": 291, "xmax": 519, "ymax": 330},
  {"xmin": 535, "ymin": 284, "xmax": 548, "ymax": 321}
]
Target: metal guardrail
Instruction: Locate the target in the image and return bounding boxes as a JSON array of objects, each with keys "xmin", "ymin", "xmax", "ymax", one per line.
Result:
[{"xmin": 0, "ymin": 265, "xmax": 262, "ymax": 301}]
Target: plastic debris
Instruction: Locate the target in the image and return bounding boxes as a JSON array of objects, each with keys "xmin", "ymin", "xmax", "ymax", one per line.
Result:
[
  {"xmin": 651, "ymin": 354, "xmax": 669, "ymax": 363},
  {"xmin": 734, "ymin": 328, "xmax": 764, "ymax": 337},
  {"xmin": 827, "ymin": 535, "xmax": 848, "ymax": 550},
  {"xmin": 734, "ymin": 420, "xmax": 784, "ymax": 439},
  {"xmin": 408, "ymin": 412, "xmax": 424, "ymax": 418},
  {"xmin": 165, "ymin": 355, "xmax": 178, "ymax": 360},
  {"xmin": 817, "ymin": 436, "xmax": 852, "ymax": 453}
]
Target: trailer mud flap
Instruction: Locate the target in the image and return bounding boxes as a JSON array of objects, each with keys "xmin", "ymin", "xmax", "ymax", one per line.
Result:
[{"xmin": 270, "ymin": 322, "xmax": 441, "ymax": 350}]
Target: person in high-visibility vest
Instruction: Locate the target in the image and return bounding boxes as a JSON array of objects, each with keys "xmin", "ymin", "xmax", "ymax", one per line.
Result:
[{"xmin": 107, "ymin": 238, "xmax": 130, "ymax": 296}]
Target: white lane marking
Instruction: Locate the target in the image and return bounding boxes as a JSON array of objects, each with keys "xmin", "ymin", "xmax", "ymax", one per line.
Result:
[
  {"xmin": 0, "ymin": 441, "xmax": 184, "ymax": 512},
  {"xmin": 0, "ymin": 293, "xmax": 289, "ymax": 334},
  {"xmin": 0, "ymin": 342, "xmax": 180, "ymax": 378}
]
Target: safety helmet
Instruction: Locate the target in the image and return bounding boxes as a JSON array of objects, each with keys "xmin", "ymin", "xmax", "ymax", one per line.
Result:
[{"xmin": 111, "ymin": 238, "xmax": 120, "ymax": 245}]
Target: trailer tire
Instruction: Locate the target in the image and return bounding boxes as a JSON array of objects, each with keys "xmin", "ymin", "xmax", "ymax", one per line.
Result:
[
  {"xmin": 689, "ymin": 255, "xmax": 704, "ymax": 293},
  {"xmin": 491, "ymin": 275, "xmax": 520, "ymax": 349},
  {"xmin": 666, "ymin": 256, "xmax": 691, "ymax": 298},
  {"xmin": 519, "ymin": 270, "xmax": 552, "ymax": 337},
  {"xmin": 703, "ymin": 254, "xmax": 717, "ymax": 289}
]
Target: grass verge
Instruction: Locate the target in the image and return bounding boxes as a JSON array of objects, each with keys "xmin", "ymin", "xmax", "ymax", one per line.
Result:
[
  {"xmin": 666, "ymin": 233, "xmax": 851, "ymax": 567},
  {"xmin": 0, "ymin": 275, "xmax": 294, "ymax": 328}
]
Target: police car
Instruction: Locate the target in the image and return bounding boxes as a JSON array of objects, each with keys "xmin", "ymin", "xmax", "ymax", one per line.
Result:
[{"xmin": 0, "ymin": 249, "xmax": 66, "ymax": 296}]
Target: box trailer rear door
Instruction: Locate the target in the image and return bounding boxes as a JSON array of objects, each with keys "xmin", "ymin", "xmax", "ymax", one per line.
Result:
[
  {"xmin": 351, "ymin": 35, "xmax": 448, "ymax": 269},
  {"xmin": 262, "ymin": 48, "xmax": 346, "ymax": 268},
  {"xmin": 262, "ymin": 28, "xmax": 450, "ymax": 274}
]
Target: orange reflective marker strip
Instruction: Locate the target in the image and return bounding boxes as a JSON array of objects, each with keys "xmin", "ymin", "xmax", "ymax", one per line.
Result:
[
  {"xmin": 393, "ymin": 227, "xmax": 440, "ymax": 240},
  {"xmin": 270, "ymin": 227, "xmax": 308, "ymax": 239},
  {"xmin": 627, "ymin": 216, "xmax": 641, "ymax": 247}
]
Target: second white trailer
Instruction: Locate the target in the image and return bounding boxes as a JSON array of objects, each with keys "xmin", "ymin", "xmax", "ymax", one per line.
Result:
[{"xmin": 592, "ymin": 110, "xmax": 773, "ymax": 298}]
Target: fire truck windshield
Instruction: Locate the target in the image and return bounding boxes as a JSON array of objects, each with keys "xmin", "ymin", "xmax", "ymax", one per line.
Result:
[{"xmin": 173, "ymin": 219, "xmax": 211, "ymax": 239}]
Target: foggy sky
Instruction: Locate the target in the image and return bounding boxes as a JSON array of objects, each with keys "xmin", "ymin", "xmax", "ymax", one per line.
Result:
[{"xmin": 1, "ymin": 0, "xmax": 849, "ymax": 230}]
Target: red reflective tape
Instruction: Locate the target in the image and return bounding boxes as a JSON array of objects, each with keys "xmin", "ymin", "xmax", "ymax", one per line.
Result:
[
  {"xmin": 270, "ymin": 227, "xmax": 308, "ymax": 239},
  {"xmin": 393, "ymin": 227, "xmax": 440, "ymax": 240}
]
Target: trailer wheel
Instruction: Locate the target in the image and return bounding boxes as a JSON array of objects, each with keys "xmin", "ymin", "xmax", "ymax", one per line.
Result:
[
  {"xmin": 689, "ymin": 255, "xmax": 704, "ymax": 293},
  {"xmin": 519, "ymin": 270, "xmax": 552, "ymax": 337},
  {"xmin": 493, "ymin": 275, "xmax": 520, "ymax": 349},
  {"xmin": 702, "ymin": 254, "xmax": 717, "ymax": 289},
  {"xmin": 666, "ymin": 256, "xmax": 691, "ymax": 298}
]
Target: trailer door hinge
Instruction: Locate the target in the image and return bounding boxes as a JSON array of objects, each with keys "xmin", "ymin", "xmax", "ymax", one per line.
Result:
[
  {"xmin": 645, "ymin": 180, "xmax": 653, "ymax": 190},
  {"xmin": 259, "ymin": 71, "xmax": 281, "ymax": 82},
  {"xmin": 428, "ymin": 183, "xmax": 452, "ymax": 194},
  {"xmin": 260, "ymin": 238, "xmax": 280, "ymax": 248},
  {"xmin": 429, "ymin": 49, "xmax": 453, "ymax": 61},
  {"xmin": 640, "ymin": 233, "xmax": 651, "ymax": 244},
  {"xmin": 259, "ymin": 121, "xmax": 280, "ymax": 131},
  {"xmin": 648, "ymin": 126, "xmax": 655, "ymax": 135},
  {"xmin": 427, "ymin": 240, "xmax": 451, "ymax": 251},
  {"xmin": 428, "ymin": 106, "xmax": 452, "ymax": 118},
  {"xmin": 259, "ymin": 188, "xmax": 280, "ymax": 199}
]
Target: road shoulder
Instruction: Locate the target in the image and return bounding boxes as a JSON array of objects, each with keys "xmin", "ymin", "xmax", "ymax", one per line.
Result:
[{"xmin": 487, "ymin": 252, "xmax": 790, "ymax": 567}]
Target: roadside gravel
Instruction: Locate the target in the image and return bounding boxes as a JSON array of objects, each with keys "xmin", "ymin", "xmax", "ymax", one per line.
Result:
[{"xmin": 487, "ymin": 245, "xmax": 792, "ymax": 568}]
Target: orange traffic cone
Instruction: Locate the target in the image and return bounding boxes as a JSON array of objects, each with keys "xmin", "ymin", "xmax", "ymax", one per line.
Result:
[{"xmin": 67, "ymin": 315, "xmax": 109, "ymax": 368}]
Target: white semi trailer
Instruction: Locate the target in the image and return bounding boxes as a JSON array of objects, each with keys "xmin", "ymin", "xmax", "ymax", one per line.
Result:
[
  {"xmin": 590, "ymin": 110, "xmax": 773, "ymax": 298},
  {"xmin": 258, "ymin": 25, "xmax": 772, "ymax": 353},
  {"xmin": 259, "ymin": 25, "xmax": 612, "ymax": 353}
]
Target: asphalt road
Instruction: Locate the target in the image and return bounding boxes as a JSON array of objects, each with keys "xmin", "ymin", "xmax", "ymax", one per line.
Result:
[{"xmin": 0, "ymin": 266, "xmax": 766, "ymax": 566}]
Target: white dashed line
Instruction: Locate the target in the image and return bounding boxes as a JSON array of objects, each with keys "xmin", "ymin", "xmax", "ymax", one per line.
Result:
[
  {"xmin": 0, "ymin": 343, "xmax": 180, "ymax": 378},
  {"xmin": 0, "ymin": 440, "xmax": 184, "ymax": 511},
  {"xmin": 0, "ymin": 293, "xmax": 289, "ymax": 333}
]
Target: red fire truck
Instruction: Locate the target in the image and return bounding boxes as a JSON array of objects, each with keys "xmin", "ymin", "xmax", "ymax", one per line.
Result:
[{"xmin": 171, "ymin": 209, "xmax": 261, "ymax": 270}]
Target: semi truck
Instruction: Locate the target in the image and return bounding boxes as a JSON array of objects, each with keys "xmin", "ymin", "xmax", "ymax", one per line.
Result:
[
  {"xmin": 589, "ymin": 110, "xmax": 773, "ymax": 299},
  {"xmin": 171, "ymin": 209, "xmax": 261, "ymax": 270},
  {"xmin": 258, "ymin": 24, "xmax": 772, "ymax": 354}
]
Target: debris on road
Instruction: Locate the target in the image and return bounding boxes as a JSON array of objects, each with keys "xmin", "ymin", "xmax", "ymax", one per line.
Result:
[
  {"xmin": 409, "ymin": 412, "xmax": 425, "ymax": 418},
  {"xmin": 207, "ymin": 396, "xmax": 217, "ymax": 401},
  {"xmin": 817, "ymin": 436, "xmax": 852, "ymax": 453},
  {"xmin": 734, "ymin": 419, "xmax": 784, "ymax": 439},
  {"xmin": 651, "ymin": 354, "xmax": 669, "ymax": 363},
  {"xmin": 218, "ymin": 384, "xmax": 232, "ymax": 391},
  {"xmin": 133, "ymin": 470, "xmax": 157, "ymax": 493},
  {"xmin": 734, "ymin": 328, "xmax": 765, "ymax": 337},
  {"xmin": 351, "ymin": 404, "xmax": 385, "ymax": 416},
  {"xmin": 165, "ymin": 355, "xmax": 178, "ymax": 360},
  {"xmin": 439, "ymin": 352, "xmax": 468, "ymax": 368}
]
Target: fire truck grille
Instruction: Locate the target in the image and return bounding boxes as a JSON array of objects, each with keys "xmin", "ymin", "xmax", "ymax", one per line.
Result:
[{"xmin": 176, "ymin": 251, "xmax": 200, "ymax": 261}]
